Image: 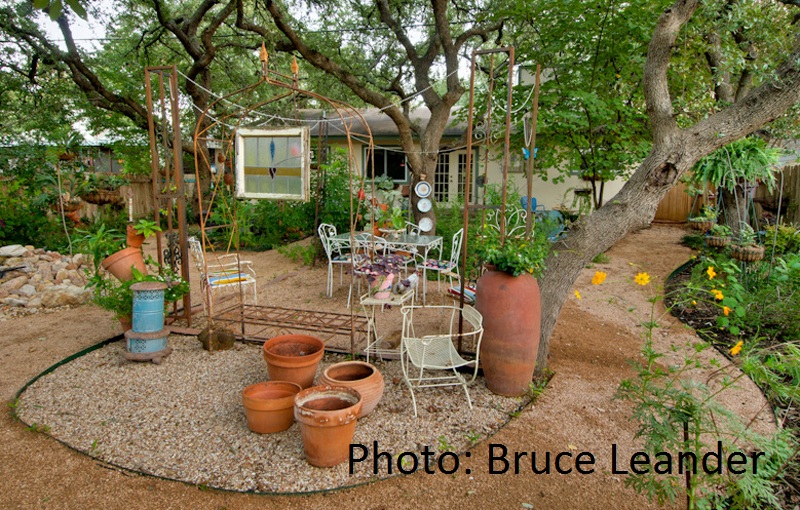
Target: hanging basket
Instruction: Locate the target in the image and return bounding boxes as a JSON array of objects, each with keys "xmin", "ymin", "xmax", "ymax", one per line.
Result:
[
  {"xmin": 82, "ymin": 189, "xmax": 122, "ymax": 205},
  {"xmin": 706, "ymin": 236, "xmax": 730, "ymax": 248},
  {"xmin": 730, "ymin": 244, "xmax": 765, "ymax": 262},
  {"xmin": 688, "ymin": 219, "xmax": 715, "ymax": 232},
  {"xmin": 51, "ymin": 200, "xmax": 82, "ymax": 214}
]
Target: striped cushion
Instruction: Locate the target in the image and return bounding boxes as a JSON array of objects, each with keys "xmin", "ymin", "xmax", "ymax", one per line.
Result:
[{"xmin": 208, "ymin": 273, "xmax": 251, "ymax": 285}]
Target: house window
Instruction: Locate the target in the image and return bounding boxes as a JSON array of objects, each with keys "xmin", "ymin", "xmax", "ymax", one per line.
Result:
[
  {"xmin": 365, "ymin": 147, "xmax": 407, "ymax": 182},
  {"xmin": 435, "ymin": 153, "xmax": 450, "ymax": 202}
]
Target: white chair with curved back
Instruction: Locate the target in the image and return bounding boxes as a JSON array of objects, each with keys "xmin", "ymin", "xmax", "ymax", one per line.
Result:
[
  {"xmin": 420, "ymin": 228, "xmax": 463, "ymax": 303},
  {"xmin": 400, "ymin": 304, "xmax": 484, "ymax": 416},
  {"xmin": 188, "ymin": 236, "xmax": 257, "ymax": 314}
]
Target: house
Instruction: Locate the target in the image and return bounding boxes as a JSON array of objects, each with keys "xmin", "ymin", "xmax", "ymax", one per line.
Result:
[{"xmin": 299, "ymin": 107, "xmax": 627, "ymax": 212}]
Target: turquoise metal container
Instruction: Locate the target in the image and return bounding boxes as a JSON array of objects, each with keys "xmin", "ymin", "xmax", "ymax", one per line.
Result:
[
  {"xmin": 131, "ymin": 281, "xmax": 167, "ymax": 333},
  {"xmin": 125, "ymin": 328, "xmax": 170, "ymax": 354}
]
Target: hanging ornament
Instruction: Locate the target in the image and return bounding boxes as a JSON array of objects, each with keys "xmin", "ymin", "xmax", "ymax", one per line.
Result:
[{"xmin": 291, "ymin": 56, "xmax": 299, "ymax": 76}]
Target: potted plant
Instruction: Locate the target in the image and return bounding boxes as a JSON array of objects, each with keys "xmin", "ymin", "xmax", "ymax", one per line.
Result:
[
  {"xmin": 76, "ymin": 224, "xmax": 146, "ymax": 282},
  {"xmin": 730, "ymin": 223, "xmax": 765, "ymax": 262},
  {"xmin": 687, "ymin": 205, "xmax": 717, "ymax": 232},
  {"xmin": 126, "ymin": 218, "xmax": 162, "ymax": 249},
  {"xmin": 82, "ymin": 173, "xmax": 128, "ymax": 205},
  {"xmin": 378, "ymin": 207, "xmax": 406, "ymax": 238},
  {"xmin": 706, "ymin": 224, "xmax": 732, "ymax": 248},
  {"xmin": 356, "ymin": 253, "xmax": 409, "ymax": 299},
  {"xmin": 473, "ymin": 225, "xmax": 550, "ymax": 396}
]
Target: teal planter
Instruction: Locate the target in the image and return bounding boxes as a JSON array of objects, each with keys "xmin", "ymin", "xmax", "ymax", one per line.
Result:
[{"xmin": 131, "ymin": 281, "xmax": 167, "ymax": 333}]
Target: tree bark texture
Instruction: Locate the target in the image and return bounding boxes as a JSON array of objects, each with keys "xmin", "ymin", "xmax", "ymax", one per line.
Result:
[{"xmin": 535, "ymin": 0, "xmax": 800, "ymax": 375}]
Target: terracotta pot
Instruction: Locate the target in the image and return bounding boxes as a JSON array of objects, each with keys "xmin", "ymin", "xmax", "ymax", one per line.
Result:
[
  {"xmin": 475, "ymin": 266, "xmax": 541, "ymax": 396},
  {"xmin": 294, "ymin": 386, "xmax": 362, "ymax": 467},
  {"xmin": 730, "ymin": 244, "xmax": 765, "ymax": 262},
  {"xmin": 263, "ymin": 334, "xmax": 325, "ymax": 389},
  {"xmin": 118, "ymin": 315, "xmax": 132, "ymax": 332},
  {"xmin": 242, "ymin": 381, "xmax": 302, "ymax": 433},
  {"xmin": 101, "ymin": 247, "xmax": 147, "ymax": 282},
  {"xmin": 320, "ymin": 361, "xmax": 384, "ymax": 418},
  {"xmin": 126, "ymin": 225, "xmax": 145, "ymax": 249}
]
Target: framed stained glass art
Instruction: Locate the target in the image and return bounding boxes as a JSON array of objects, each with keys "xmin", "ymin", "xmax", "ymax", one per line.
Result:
[{"xmin": 234, "ymin": 126, "xmax": 310, "ymax": 201}]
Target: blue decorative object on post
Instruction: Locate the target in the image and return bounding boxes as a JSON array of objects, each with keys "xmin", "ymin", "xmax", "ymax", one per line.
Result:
[
  {"xmin": 124, "ymin": 281, "xmax": 172, "ymax": 364},
  {"xmin": 132, "ymin": 281, "xmax": 166, "ymax": 333}
]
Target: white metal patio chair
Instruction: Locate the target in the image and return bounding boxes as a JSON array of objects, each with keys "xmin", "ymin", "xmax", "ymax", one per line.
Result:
[
  {"xmin": 318, "ymin": 223, "xmax": 353, "ymax": 298},
  {"xmin": 188, "ymin": 236, "xmax": 258, "ymax": 314},
  {"xmin": 420, "ymin": 228, "xmax": 463, "ymax": 302},
  {"xmin": 399, "ymin": 304, "xmax": 484, "ymax": 416}
]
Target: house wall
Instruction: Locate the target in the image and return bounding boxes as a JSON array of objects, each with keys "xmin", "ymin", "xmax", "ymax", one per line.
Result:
[{"xmin": 326, "ymin": 138, "xmax": 627, "ymax": 212}]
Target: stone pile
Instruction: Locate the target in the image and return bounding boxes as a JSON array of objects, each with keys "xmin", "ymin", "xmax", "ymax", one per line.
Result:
[{"xmin": 0, "ymin": 244, "xmax": 92, "ymax": 312}]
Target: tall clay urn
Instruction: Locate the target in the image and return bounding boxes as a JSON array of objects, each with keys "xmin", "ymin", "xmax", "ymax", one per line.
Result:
[{"xmin": 474, "ymin": 266, "xmax": 541, "ymax": 396}]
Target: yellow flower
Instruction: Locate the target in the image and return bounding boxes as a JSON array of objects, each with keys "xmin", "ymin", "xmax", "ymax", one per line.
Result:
[
  {"xmin": 730, "ymin": 341, "xmax": 743, "ymax": 356},
  {"xmin": 723, "ymin": 306, "xmax": 731, "ymax": 316},
  {"xmin": 712, "ymin": 289, "xmax": 724, "ymax": 301},
  {"xmin": 592, "ymin": 271, "xmax": 607, "ymax": 285},
  {"xmin": 692, "ymin": 300, "xmax": 697, "ymax": 305},
  {"xmin": 574, "ymin": 290, "xmax": 582, "ymax": 300},
  {"xmin": 707, "ymin": 266, "xmax": 717, "ymax": 280},
  {"xmin": 634, "ymin": 272, "xmax": 651, "ymax": 286}
]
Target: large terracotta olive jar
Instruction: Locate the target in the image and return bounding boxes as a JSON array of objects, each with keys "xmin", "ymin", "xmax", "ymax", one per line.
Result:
[{"xmin": 474, "ymin": 266, "xmax": 541, "ymax": 396}]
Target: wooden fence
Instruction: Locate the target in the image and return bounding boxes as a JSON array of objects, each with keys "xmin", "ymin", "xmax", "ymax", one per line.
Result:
[{"xmin": 753, "ymin": 164, "xmax": 799, "ymax": 225}]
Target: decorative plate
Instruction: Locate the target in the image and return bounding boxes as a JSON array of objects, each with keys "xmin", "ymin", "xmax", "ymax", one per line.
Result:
[
  {"xmin": 418, "ymin": 217, "xmax": 433, "ymax": 232},
  {"xmin": 414, "ymin": 181, "xmax": 432, "ymax": 198},
  {"xmin": 416, "ymin": 198, "xmax": 432, "ymax": 213}
]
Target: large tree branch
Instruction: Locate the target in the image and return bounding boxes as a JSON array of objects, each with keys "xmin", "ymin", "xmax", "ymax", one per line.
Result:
[
  {"xmin": 644, "ymin": 0, "xmax": 700, "ymax": 144},
  {"xmin": 263, "ymin": 0, "xmax": 416, "ymax": 150}
]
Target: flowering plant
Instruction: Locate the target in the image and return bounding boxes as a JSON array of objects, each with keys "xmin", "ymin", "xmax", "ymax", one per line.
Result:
[{"xmin": 473, "ymin": 226, "xmax": 550, "ymax": 277}]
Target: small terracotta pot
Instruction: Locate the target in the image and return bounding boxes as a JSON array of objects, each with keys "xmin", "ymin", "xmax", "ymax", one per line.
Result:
[
  {"xmin": 118, "ymin": 315, "xmax": 132, "ymax": 332},
  {"xmin": 242, "ymin": 381, "xmax": 302, "ymax": 433},
  {"xmin": 320, "ymin": 361, "xmax": 384, "ymax": 418},
  {"xmin": 101, "ymin": 247, "xmax": 147, "ymax": 282},
  {"xmin": 263, "ymin": 334, "xmax": 325, "ymax": 389},
  {"xmin": 126, "ymin": 225, "xmax": 145, "ymax": 249},
  {"xmin": 294, "ymin": 386, "xmax": 362, "ymax": 467}
]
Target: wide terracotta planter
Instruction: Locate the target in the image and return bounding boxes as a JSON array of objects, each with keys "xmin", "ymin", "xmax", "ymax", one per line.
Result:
[
  {"xmin": 474, "ymin": 266, "xmax": 541, "ymax": 396},
  {"xmin": 101, "ymin": 247, "xmax": 147, "ymax": 282},
  {"xmin": 320, "ymin": 361, "xmax": 384, "ymax": 418},
  {"xmin": 263, "ymin": 334, "xmax": 325, "ymax": 389},
  {"xmin": 242, "ymin": 381, "xmax": 302, "ymax": 433},
  {"xmin": 294, "ymin": 386, "xmax": 362, "ymax": 467}
]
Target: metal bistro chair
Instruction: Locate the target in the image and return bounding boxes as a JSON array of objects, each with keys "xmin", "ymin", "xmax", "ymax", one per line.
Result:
[
  {"xmin": 420, "ymin": 228, "xmax": 463, "ymax": 302},
  {"xmin": 188, "ymin": 236, "xmax": 257, "ymax": 313},
  {"xmin": 318, "ymin": 223, "xmax": 353, "ymax": 298},
  {"xmin": 347, "ymin": 234, "xmax": 390, "ymax": 307},
  {"xmin": 400, "ymin": 304, "xmax": 484, "ymax": 416}
]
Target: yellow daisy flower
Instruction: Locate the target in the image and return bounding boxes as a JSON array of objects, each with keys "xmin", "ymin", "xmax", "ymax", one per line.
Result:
[
  {"xmin": 707, "ymin": 266, "xmax": 717, "ymax": 280},
  {"xmin": 730, "ymin": 341, "xmax": 743, "ymax": 356},
  {"xmin": 712, "ymin": 289, "xmax": 724, "ymax": 301},
  {"xmin": 574, "ymin": 290, "xmax": 582, "ymax": 300},
  {"xmin": 634, "ymin": 272, "xmax": 651, "ymax": 286},
  {"xmin": 592, "ymin": 271, "xmax": 607, "ymax": 285}
]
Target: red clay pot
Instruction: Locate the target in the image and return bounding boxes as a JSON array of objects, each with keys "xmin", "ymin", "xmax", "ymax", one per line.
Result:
[
  {"xmin": 101, "ymin": 247, "xmax": 147, "ymax": 282},
  {"xmin": 474, "ymin": 266, "xmax": 541, "ymax": 396},
  {"xmin": 126, "ymin": 225, "xmax": 145, "ymax": 249},
  {"xmin": 241, "ymin": 381, "xmax": 302, "ymax": 433},
  {"xmin": 320, "ymin": 361, "xmax": 384, "ymax": 418},
  {"xmin": 294, "ymin": 385, "xmax": 362, "ymax": 467},
  {"xmin": 262, "ymin": 334, "xmax": 325, "ymax": 389}
]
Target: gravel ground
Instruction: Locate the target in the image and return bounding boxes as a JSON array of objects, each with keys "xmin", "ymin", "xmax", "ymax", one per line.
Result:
[{"xmin": 16, "ymin": 334, "xmax": 524, "ymax": 494}]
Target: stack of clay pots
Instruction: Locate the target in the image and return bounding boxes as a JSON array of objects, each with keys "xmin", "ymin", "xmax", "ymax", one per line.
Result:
[{"xmin": 241, "ymin": 333, "xmax": 385, "ymax": 467}]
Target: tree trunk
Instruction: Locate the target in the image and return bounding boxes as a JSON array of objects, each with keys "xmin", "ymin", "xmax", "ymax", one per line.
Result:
[{"xmin": 719, "ymin": 185, "xmax": 752, "ymax": 236}]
